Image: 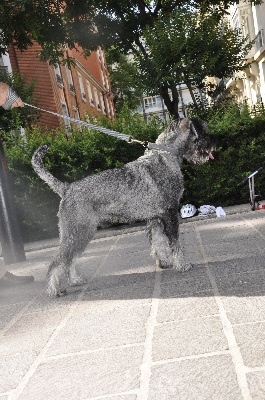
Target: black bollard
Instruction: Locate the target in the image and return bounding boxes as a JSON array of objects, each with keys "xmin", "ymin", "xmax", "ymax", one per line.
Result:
[{"xmin": 0, "ymin": 138, "xmax": 26, "ymax": 264}]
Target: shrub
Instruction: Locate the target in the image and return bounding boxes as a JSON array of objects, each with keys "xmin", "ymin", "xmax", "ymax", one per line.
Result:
[
  {"xmin": 1, "ymin": 109, "xmax": 163, "ymax": 241},
  {"xmin": 181, "ymin": 103, "xmax": 265, "ymax": 207}
]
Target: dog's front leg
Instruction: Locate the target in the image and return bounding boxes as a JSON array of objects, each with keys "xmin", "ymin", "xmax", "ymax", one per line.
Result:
[
  {"xmin": 68, "ymin": 261, "xmax": 87, "ymax": 286},
  {"xmin": 47, "ymin": 258, "xmax": 67, "ymax": 298},
  {"xmin": 147, "ymin": 211, "xmax": 192, "ymax": 272}
]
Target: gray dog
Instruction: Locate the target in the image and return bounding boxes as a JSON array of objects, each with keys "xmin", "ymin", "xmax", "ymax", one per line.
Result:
[{"xmin": 32, "ymin": 118, "xmax": 215, "ymax": 298}]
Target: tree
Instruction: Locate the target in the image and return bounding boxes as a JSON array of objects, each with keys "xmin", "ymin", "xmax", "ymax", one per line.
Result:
[
  {"xmin": 0, "ymin": 1, "xmax": 261, "ymax": 116},
  {"xmin": 133, "ymin": 7, "xmax": 254, "ymax": 118},
  {"xmin": 0, "ymin": 1, "xmax": 261, "ymax": 64},
  {"xmin": 106, "ymin": 53, "xmax": 142, "ymax": 112}
]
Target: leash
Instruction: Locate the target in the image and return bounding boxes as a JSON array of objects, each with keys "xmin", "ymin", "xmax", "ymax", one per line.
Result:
[
  {"xmin": 24, "ymin": 103, "xmax": 182, "ymax": 156},
  {"xmin": 24, "ymin": 102, "xmax": 145, "ymax": 146}
]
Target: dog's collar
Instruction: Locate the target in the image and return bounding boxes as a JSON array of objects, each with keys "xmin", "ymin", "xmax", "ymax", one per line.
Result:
[{"xmin": 147, "ymin": 142, "xmax": 179, "ymax": 156}]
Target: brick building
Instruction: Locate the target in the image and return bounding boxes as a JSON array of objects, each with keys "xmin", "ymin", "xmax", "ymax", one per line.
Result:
[{"xmin": 1, "ymin": 42, "xmax": 115, "ymax": 130}]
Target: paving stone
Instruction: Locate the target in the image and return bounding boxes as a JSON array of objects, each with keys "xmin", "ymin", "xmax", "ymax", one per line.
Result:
[
  {"xmin": 0, "ymin": 302, "xmax": 27, "ymax": 330},
  {"xmin": 157, "ymin": 291, "xmax": 218, "ymax": 323},
  {"xmin": 0, "ymin": 353, "xmax": 36, "ymax": 392},
  {"xmin": 0, "ymin": 329, "xmax": 53, "ymax": 357},
  {"xmin": 88, "ymin": 271, "xmax": 155, "ymax": 292},
  {"xmin": 148, "ymin": 354, "xmax": 242, "ymax": 400},
  {"xmin": 152, "ymin": 316, "xmax": 228, "ymax": 361},
  {"xmin": 233, "ymin": 321, "xmax": 265, "ymax": 368},
  {"xmin": 83, "ymin": 281, "xmax": 154, "ymax": 310},
  {"xmin": 247, "ymin": 371, "xmax": 265, "ymax": 400},
  {"xmin": 221, "ymin": 295, "xmax": 265, "ymax": 325},
  {"xmin": 46, "ymin": 304, "xmax": 150, "ymax": 356},
  {"xmin": 101, "ymin": 250, "xmax": 154, "ymax": 274},
  {"xmin": 18, "ymin": 346, "xmax": 144, "ymax": 399},
  {"xmin": 215, "ymin": 270, "xmax": 265, "ymax": 296},
  {"xmin": 160, "ymin": 275, "xmax": 212, "ymax": 298},
  {"xmin": 26, "ymin": 290, "xmax": 80, "ymax": 312},
  {"xmin": 209, "ymin": 254, "xmax": 265, "ymax": 277},
  {"xmin": 5, "ymin": 308, "xmax": 70, "ymax": 336},
  {"xmin": 160, "ymin": 266, "xmax": 208, "ymax": 285},
  {"xmin": 0, "ymin": 282, "xmax": 43, "ymax": 306}
]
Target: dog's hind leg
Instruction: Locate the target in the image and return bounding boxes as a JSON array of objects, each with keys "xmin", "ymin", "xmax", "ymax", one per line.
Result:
[
  {"xmin": 147, "ymin": 209, "xmax": 192, "ymax": 272},
  {"xmin": 47, "ymin": 222, "xmax": 96, "ymax": 298}
]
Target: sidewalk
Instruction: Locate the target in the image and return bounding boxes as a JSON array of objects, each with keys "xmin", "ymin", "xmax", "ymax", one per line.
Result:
[{"xmin": 1, "ymin": 204, "xmax": 265, "ymax": 399}]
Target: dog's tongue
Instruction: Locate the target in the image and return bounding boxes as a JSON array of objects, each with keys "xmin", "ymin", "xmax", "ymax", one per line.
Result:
[{"xmin": 208, "ymin": 152, "xmax": 214, "ymax": 160}]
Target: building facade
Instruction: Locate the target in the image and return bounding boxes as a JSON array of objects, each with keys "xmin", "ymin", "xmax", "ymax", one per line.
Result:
[
  {"xmin": 138, "ymin": 84, "xmax": 200, "ymax": 122},
  {"xmin": 1, "ymin": 42, "xmax": 115, "ymax": 130},
  {"xmin": 226, "ymin": 1, "xmax": 265, "ymax": 106}
]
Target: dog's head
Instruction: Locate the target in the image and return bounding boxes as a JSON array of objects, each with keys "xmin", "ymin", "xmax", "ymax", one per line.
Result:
[{"xmin": 156, "ymin": 118, "xmax": 216, "ymax": 164}]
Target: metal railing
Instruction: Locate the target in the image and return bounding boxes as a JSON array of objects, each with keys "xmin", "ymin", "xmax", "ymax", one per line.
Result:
[{"xmin": 56, "ymin": 74, "xmax": 63, "ymax": 85}]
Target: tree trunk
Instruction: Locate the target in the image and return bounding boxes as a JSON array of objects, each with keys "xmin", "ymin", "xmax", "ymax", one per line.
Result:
[
  {"xmin": 160, "ymin": 85, "xmax": 179, "ymax": 119},
  {"xmin": 185, "ymin": 80, "xmax": 199, "ymax": 109}
]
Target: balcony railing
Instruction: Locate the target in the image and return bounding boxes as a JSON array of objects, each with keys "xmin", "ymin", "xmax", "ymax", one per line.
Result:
[
  {"xmin": 56, "ymin": 74, "xmax": 63, "ymax": 85},
  {"xmin": 69, "ymin": 84, "xmax": 75, "ymax": 94}
]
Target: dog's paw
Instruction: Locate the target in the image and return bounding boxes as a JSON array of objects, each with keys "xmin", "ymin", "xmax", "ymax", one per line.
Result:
[
  {"xmin": 47, "ymin": 287, "xmax": 67, "ymax": 298},
  {"xmin": 174, "ymin": 262, "xmax": 193, "ymax": 272},
  {"xmin": 69, "ymin": 276, "xmax": 87, "ymax": 287}
]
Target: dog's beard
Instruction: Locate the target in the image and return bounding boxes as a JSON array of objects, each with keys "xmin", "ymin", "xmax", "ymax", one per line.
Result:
[{"xmin": 186, "ymin": 149, "xmax": 214, "ymax": 164}]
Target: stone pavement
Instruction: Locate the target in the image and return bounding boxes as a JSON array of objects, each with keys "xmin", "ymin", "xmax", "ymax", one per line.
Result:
[{"xmin": 1, "ymin": 204, "xmax": 265, "ymax": 399}]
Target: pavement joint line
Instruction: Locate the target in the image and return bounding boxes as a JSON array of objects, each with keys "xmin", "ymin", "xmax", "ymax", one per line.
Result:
[
  {"xmin": 194, "ymin": 222, "xmax": 252, "ymax": 400},
  {"xmin": 245, "ymin": 365, "xmax": 265, "ymax": 373},
  {"xmin": 232, "ymin": 319, "xmax": 265, "ymax": 327},
  {"xmin": 137, "ymin": 267, "xmax": 161, "ymax": 400},
  {"xmin": 151, "ymin": 349, "xmax": 230, "ymax": 366},
  {"xmin": 203, "ymin": 251, "xmax": 263, "ymax": 263},
  {"xmin": 44, "ymin": 342, "xmax": 145, "ymax": 362},
  {"xmin": 8, "ymin": 236, "xmax": 121, "ymax": 400},
  {"xmin": 86, "ymin": 389, "xmax": 138, "ymax": 400},
  {"xmin": 155, "ymin": 313, "xmax": 221, "ymax": 326}
]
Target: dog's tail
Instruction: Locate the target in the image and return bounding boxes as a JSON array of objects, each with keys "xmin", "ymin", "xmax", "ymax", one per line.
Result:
[{"xmin": 32, "ymin": 143, "xmax": 69, "ymax": 198}]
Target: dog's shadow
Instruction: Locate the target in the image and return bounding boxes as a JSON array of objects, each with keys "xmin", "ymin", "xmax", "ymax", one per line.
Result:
[{"xmin": 70, "ymin": 254, "xmax": 265, "ymax": 301}]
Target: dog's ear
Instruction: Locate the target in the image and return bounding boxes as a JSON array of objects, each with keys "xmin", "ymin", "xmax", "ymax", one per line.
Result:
[{"xmin": 178, "ymin": 118, "xmax": 194, "ymax": 137}]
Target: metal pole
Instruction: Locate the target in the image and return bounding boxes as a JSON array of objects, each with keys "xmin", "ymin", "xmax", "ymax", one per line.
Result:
[{"xmin": 0, "ymin": 138, "xmax": 26, "ymax": 264}]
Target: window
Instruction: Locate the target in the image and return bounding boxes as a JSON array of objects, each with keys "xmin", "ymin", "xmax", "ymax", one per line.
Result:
[
  {"xmin": 256, "ymin": 29, "xmax": 264, "ymax": 51},
  {"xmin": 94, "ymin": 88, "xmax": 100, "ymax": 109},
  {"xmin": 0, "ymin": 57, "xmax": 8, "ymax": 79},
  {"xmin": 100, "ymin": 93, "xmax": 106, "ymax": 114},
  {"xmin": 144, "ymin": 96, "xmax": 162, "ymax": 109},
  {"xmin": 73, "ymin": 107, "xmax": 81, "ymax": 131},
  {"xmin": 61, "ymin": 103, "xmax": 71, "ymax": 131},
  {"xmin": 77, "ymin": 73, "xmax": 86, "ymax": 101},
  {"xmin": 86, "ymin": 80, "xmax": 94, "ymax": 105},
  {"xmin": 54, "ymin": 65, "xmax": 63, "ymax": 85},
  {"xmin": 66, "ymin": 66, "xmax": 75, "ymax": 93}
]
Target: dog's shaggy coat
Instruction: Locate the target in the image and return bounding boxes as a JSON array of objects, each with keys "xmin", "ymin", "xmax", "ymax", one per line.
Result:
[{"xmin": 32, "ymin": 118, "xmax": 215, "ymax": 297}]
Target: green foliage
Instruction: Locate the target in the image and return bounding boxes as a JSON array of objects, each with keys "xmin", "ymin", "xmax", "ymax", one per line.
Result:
[
  {"xmin": 1, "ymin": 107, "xmax": 163, "ymax": 241},
  {"xmin": 181, "ymin": 103, "xmax": 265, "ymax": 207},
  {"xmin": 134, "ymin": 7, "xmax": 253, "ymax": 117},
  {"xmin": 0, "ymin": 71, "xmax": 39, "ymax": 131},
  {"xmin": 106, "ymin": 52, "xmax": 142, "ymax": 112},
  {"xmin": 0, "ymin": 1, "xmax": 261, "ymax": 64}
]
